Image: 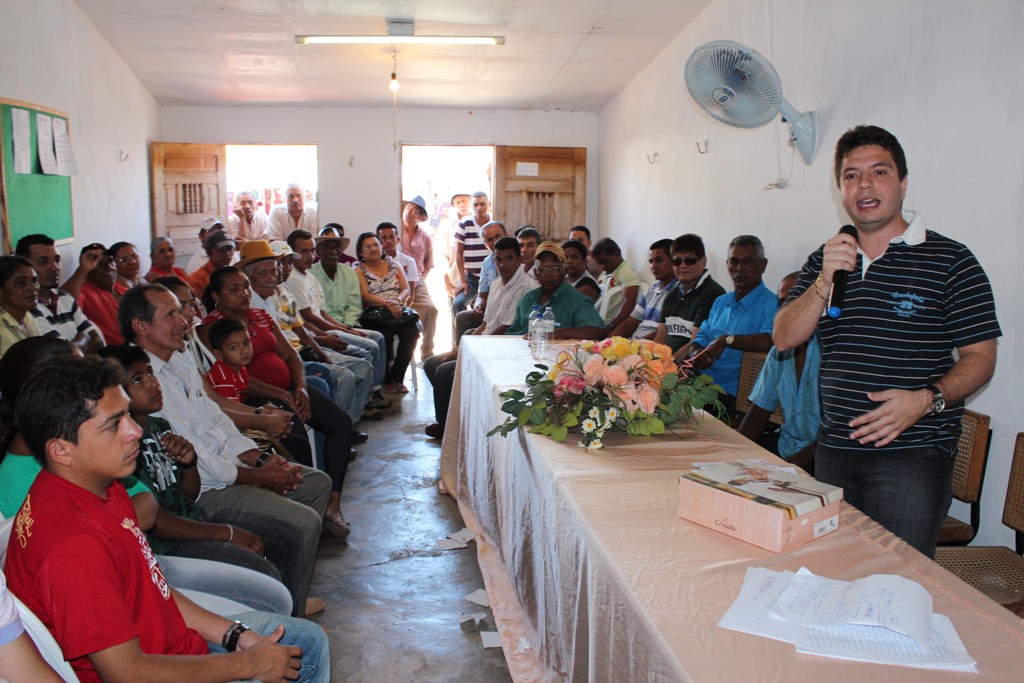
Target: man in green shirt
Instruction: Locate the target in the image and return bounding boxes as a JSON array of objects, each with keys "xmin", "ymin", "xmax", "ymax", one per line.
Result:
[{"xmin": 506, "ymin": 242, "xmax": 607, "ymax": 340}]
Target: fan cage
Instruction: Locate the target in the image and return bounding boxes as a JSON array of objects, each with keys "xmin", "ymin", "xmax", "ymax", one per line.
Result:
[{"xmin": 684, "ymin": 40, "xmax": 783, "ymax": 129}]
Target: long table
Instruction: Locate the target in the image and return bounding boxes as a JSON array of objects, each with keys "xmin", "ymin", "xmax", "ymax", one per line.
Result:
[{"xmin": 440, "ymin": 336, "xmax": 1024, "ymax": 682}]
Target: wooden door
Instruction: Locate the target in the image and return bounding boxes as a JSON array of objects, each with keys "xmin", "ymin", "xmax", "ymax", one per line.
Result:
[
  {"xmin": 150, "ymin": 142, "xmax": 226, "ymax": 262},
  {"xmin": 493, "ymin": 146, "xmax": 586, "ymax": 242}
]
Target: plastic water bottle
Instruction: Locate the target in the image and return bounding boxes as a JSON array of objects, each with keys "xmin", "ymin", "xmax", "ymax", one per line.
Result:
[
  {"xmin": 540, "ymin": 306, "xmax": 556, "ymax": 358},
  {"xmin": 528, "ymin": 305, "xmax": 542, "ymax": 356}
]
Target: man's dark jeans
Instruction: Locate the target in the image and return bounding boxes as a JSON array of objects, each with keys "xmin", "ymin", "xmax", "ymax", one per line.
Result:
[{"xmin": 814, "ymin": 442, "xmax": 955, "ymax": 558}]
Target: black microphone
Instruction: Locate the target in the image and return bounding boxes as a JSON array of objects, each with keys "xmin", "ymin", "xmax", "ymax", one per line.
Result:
[{"xmin": 826, "ymin": 224, "xmax": 858, "ymax": 319}]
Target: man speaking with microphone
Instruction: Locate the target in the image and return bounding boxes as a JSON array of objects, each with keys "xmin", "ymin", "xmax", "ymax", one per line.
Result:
[{"xmin": 773, "ymin": 125, "xmax": 1000, "ymax": 558}]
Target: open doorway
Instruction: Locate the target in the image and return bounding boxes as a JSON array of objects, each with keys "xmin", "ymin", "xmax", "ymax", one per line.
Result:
[
  {"xmin": 225, "ymin": 144, "xmax": 319, "ymax": 230},
  {"xmin": 400, "ymin": 145, "xmax": 493, "ymax": 355}
]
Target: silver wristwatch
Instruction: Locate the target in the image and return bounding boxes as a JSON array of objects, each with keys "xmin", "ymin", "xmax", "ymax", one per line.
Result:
[{"xmin": 925, "ymin": 384, "xmax": 945, "ymax": 415}]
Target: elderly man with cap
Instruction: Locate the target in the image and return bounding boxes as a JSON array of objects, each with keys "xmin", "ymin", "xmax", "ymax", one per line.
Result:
[
  {"xmin": 241, "ymin": 240, "xmax": 374, "ymax": 422},
  {"xmin": 505, "ymin": 242, "xmax": 607, "ymax": 340},
  {"xmin": 228, "ymin": 189, "xmax": 270, "ymax": 244},
  {"xmin": 145, "ymin": 235, "xmax": 189, "ymax": 282},
  {"xmin": 267, "ymin": 183, "xmax": 319, "ymax": 241},
  {"xmin": 320, "ymin": 223, "xmax": 357, "ymax": 264},
  {"xmin": 185, "ymin": 216, "xmax": 224, "ymax": 274},
  {"xmin": 399, "ymin": 195, "xmax": 437, "ymax": 358},
  {"xmin": 188, "ymin": 230, "xmax": 236, "ymax": 299}
]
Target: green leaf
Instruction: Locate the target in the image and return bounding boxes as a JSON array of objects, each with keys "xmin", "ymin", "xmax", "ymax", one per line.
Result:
[
  {"xmin": 517, "ymin": 407, "xmax": 533, "ymax": 425},
  {"xmin": 551, "ymin": 425, "xmax": 568, "ymax": 442},
  {"xmin": 645, "ymin": 417, "xmax": 665, "ymax": 434},
  {"xmin": 661, "ymin": 373, "xmax": 678, "ymax": 390}
]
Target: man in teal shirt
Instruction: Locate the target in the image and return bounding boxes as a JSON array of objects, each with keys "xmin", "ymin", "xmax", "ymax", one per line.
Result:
[{"xmin": 506, "ymin": 242, "xmax": 607, "ymax": 339}]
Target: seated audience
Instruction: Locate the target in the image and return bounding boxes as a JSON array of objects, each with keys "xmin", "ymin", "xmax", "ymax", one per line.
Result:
[
  {"xmin": 4, "ymin": 356, "xmax": 329, "ymax": 682},
  {"xmin": 77, "ymin": 245, "xmax": 125, "ymax": 345},
  {"xmin": 424, "ymin": 236, "xmax": 531, "ymax": 439},
  {"xmin": 0, "ymin": 256, "xmax": 41, "ymax": 358},
  {"xmin": 353, "ymin": 232, "xmax": 421, "ymax": 395},
  {"xmin": 245, "ymin": 240, "xmax": 374, "ymax": 422},
  {"xmin": 17, "ymin": 233, "xmax": 104, "ymax": 353},
  {"xmin": 120, "ymin": 284, "xmax": 332, "ymax": 617},
  {"xmin": 592, "ymin": 237, "xmax": 642, "ymax": 329},
  {"xmin": 688, "ymin": 235, "xmax": 777, "ymax": 417},
  {"xmin": 319, "ymin": 224, "xmax": 356, "ymax": 264},
  {"xmin": 611, "ymin": 238, "xmax": 678, "ymax": 340},
  {"xmin": 0, "ymin": 336, "xmax": 293, "ymax": 616},
  {"xmin": 289, "ymin": 229, "xmax": 388, "ymax": 395},
  {"xmin": 145, "ymin": 235, "xmax": 189, "ymax": 282},
  {"xmin": 228, "ymin": 190, "xmax": 270, "ymax": 243},
  {"xmin": 562, "ymin": 239, "xmax": 600, "ymax": 301},
  {"xmin": 515, "ymin": 225, "xmax": 541, "ymax": 277},
  {"xmin": 110, "ymin": 241, "xmax": 146, "ymax": 293},
  {"xmin": 188, "ymin": 229, "xmax": 236, "ymax": 299},
  {"xmin": 57, "ymin": 241, "xmax": 106, "ymax": 300},
  {"xmin": 505, "ymin": 242, "xmax": 607, "ymax": 340},
  {"xmin": 153, "ymin": 275, "xmax": 215, "ymax": 373},
  {"xmin": 200, "ymin": 269, "xmax": 356, "ymax": 539},
  {"xmin": 185, "ymin": 216, "xmax": 223, "ymax": 274},
  {"xmin": 454, "ymin": 220, "xmax": 508, "ymax": 344},
  {"xmin": 737, "ymin": 273, "xmax": 820, "ymax": 472},
  {"xmin": 655, "ymin": 234, "xmax": 725, "ymax": 357}
]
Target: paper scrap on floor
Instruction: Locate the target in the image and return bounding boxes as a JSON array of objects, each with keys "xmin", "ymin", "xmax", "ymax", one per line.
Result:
[
  {"xmin": 719, "ymin": 566, "xmax": 976, "ymax": 672},
  {"xmin": 481, "ymin": 631, "xmax": 503, "ymax": 648},
  {"xmin": 436, "ymin": 538, "xmax": 468, "ymax": 550},
  {"xmin": 464, "ymin": 588, "xmax": 490, "ymax": 607},
  {"xmin": 449, "ymin": 527, "xmax": 476, "ymax": 544},
  {"xmin": 459, "ymin": 612, "xmax": 487, "ymax": 625}
]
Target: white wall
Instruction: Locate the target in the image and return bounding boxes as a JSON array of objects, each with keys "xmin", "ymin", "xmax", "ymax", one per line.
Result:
[
  {"xmin": 600, "ymin": 0, "xmax": 1024, "ymax": 546},
  {"xmin": 0, "ymin": 0, "xmax": 160, "ymax": 268},
  {"xmin": 160, "ymin": 106, "xmax": 600, "ymax": 243}
]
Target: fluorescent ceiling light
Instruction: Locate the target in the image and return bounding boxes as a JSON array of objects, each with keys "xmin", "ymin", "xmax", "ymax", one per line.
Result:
[{"xmin": 296, "ymin": 35, "xmax": 504, "ymax": 46}]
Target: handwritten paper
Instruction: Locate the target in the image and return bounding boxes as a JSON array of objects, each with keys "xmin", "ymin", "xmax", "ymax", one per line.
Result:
[
  {"xmin": 36, "ymin": 113, "xmax": 58, "ymax": 174},
  {"xmin": 719, "ymin": 567, "xmax": 976, "ymax": 671},
  {"xmin": 12, "ymin": 108, "xmax": 31, "ymax": 173}
]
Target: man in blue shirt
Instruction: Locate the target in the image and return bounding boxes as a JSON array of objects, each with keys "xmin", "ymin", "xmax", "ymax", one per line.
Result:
[
  {"xmin": 689, "ymin": 235, "xmax": 777, "ymax": 417},
  {"xmin": 738, "ymin": 273, "xmax": 819, "ymax": 472}
]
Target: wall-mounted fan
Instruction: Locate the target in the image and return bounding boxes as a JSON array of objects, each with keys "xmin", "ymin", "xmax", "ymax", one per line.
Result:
[{"xmin": 684, "ymin": 40, "xmax": 818, "ymax": 165}]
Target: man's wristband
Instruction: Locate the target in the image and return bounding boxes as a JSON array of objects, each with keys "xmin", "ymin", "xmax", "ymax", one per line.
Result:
[
  {"xmin": 812, "ymin": 275, "xmax": 830, "ymax": 301},
  {"xmin": 221, "ymin": 620, "xmax": 250, "ymax": 652},
  {"xmin": 254, "ymin": 449, "xmax": 272, "ymax": 468}
]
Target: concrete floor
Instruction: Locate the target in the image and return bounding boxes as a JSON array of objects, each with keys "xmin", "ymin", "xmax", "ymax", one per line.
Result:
[{"xmin": 306, "ymin": 368, "xmax": 513, "ymax": 682}]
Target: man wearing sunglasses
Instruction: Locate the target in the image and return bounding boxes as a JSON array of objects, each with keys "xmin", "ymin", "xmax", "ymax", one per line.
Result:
[
  {"xmin": 654, "ymin": 234, "xmax": 725, "ymax": 358},
  {"xmin": 611, "ymin": 239, "xmax": 678, "ymax": 340}
]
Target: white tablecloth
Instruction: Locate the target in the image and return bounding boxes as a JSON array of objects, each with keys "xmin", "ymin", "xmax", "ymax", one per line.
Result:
[{"xmin": 440, "ymin": 336, "xmax": 1024, "ymax": 682}]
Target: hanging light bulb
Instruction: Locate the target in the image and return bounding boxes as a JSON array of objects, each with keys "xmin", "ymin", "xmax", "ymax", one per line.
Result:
[{"xmin": 389, "ymin": 71, "xmax": 400, "ymax": 93}]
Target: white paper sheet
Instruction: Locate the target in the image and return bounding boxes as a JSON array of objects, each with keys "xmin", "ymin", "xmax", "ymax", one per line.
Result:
[
  {"xmin": 480, "ymin": 631, "xmax": 503, "ymax": 648},
  {"xmin": 436, "ymin": 538, "xmax": 468, "ymax": 550},
  {"xmin": 35, "ymin": 113, "xmax": 58, "ymax": 174},
  {"xmin": 720, "ymin": 567, "xmax": 976, "ymax": 672},
  {"xmin": 448, "ymin": 527, "xmax": 476, "ymax": 544},
  {"xmin": 12, "ymin": 108, "xmax": 31, "ymax": 174},
  {"xmin": 464, "ymin": 588, "xmax": 490, "ymax": 607},
  {"xmin": 773, "ymin": 568, "xmax": 933, "ymax": 649},
  {"xmin": 52, "ymin": 117, "xmax": 78, "ymax": 175}
]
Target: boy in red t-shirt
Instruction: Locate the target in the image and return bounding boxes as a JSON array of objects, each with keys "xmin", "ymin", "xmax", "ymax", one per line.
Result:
[
  {"xmin": 4, "ymin": 356, "xmax": 328, "ymax": 682},
  {"xmin": 204, "ymin": 318, "xmax": 254, "ymax": 402}
]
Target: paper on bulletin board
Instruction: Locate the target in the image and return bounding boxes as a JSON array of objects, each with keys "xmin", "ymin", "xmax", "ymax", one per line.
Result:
[
  {"xmin": 12, "ymin": 108, "xmax": 30, "ymax": 174},
  {"xmin": 36, "ymin": 113, "xmax": 58, "ymax": 174},
  {"xmin": 53, "ymin": 117, "xmax": 78, "ymax": 176}
]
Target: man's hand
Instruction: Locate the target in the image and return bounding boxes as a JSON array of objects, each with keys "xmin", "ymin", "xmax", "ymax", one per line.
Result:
[
  {"xmin": 260, "ymin": 410, "xmax": 292, "ymax": 440},
  {"xmin": 340, "ymin": 325, "xmax": 368, "ymax": 337},
  {"xmin": 848, "ymin": 389, "xmax": 932, "ymax": 447},
  {"xmin": 819, "ymin": 230, "xmax": 859, "ymax": 287},
  {"xmin": 689, "ymin": 336, "xmax": 726, "ymax": 370},
  {"xmin": 229, "ymin": 526, "xmax": 265, "ymax": 555},
  {"xmin": 454, "ymin": 283, "xmax": 466, "ymax": 295},
  {"xmin": 256, "ymin": 461, "xmax": 304, "ymax": 493},
  {"xmin": 78, "ymin": 247, "xmax": 104, "ymax": 272},
  {"xmin": 161, "ymin": 433, "xmax": 197, "ymax": 468},
  {"xmin": 318, "ymin": 335, "xmax": 348, "ymax": 352},
  {"xmin": 239, "ymin": 625, "xmax": 303, "ymax": 682}
]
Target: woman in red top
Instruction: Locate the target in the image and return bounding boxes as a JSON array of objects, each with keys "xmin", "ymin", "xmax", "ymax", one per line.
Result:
[
  {"xmin": 145, "ymin": 236, "xmax": 189, "ymax": 283},
  {"xmin": 200, "ymin": 266, "xmax": 354, "ymax": 538}
]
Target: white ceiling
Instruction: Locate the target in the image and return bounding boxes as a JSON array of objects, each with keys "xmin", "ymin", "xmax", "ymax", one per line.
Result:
[{"xmin": 74, "ymin": 0, "xmax": 711, "ymax": 111}]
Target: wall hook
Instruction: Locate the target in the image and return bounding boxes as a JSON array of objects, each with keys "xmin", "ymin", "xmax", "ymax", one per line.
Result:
[
  {"xmin": 646, "ymin": 152, "xmax": 660, "ymax": 165},
  {"xmin": 696, "ymin": 140, "xmax": 709, "ymax": 155},
  {"xmin": 117, "ymin": 150, "xmax": 130, "ymax": 162}
]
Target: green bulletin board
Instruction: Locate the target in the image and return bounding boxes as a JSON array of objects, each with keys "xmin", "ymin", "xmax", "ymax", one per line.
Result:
[{"xmin": 0, "ymin": 98, "xmax": 74, "ymax": 253}]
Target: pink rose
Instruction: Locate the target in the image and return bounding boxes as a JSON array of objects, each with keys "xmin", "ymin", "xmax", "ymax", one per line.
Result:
[
  {"xmin": 583, "ymin": 355, "xmax": 608, "ymax": 384},
  {"xmin": 636, "ymin": 383, "xmax": 660, "ymax": 414},
  {"xmin": 603, "ymin": 365, "xmax": 628, "ymax": 386}
]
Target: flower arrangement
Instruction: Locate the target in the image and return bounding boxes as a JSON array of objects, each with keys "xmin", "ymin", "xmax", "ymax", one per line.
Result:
[{"xmin": 488, "ymin": 337, "xmax": 725, "ymax": 450}]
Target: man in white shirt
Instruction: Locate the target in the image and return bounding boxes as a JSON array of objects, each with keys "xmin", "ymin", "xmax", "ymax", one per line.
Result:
[
  {"xmin": 120, "ymin": 283, "xmax": 331, "ymax": 617},
  {"xmin": 266, "ymin": 184, "xmax": 319, "ymax": 241},
  {"xmin": 227, "ymin": 190, "xmax": 270, "ymax": 244},
  {"xmin": 378, "ymin": 220, "xmax": 437, "ymax": 358},
  {"xmin": 424, "ymin": 236, "xmax": 530, "ymax": 438}
]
